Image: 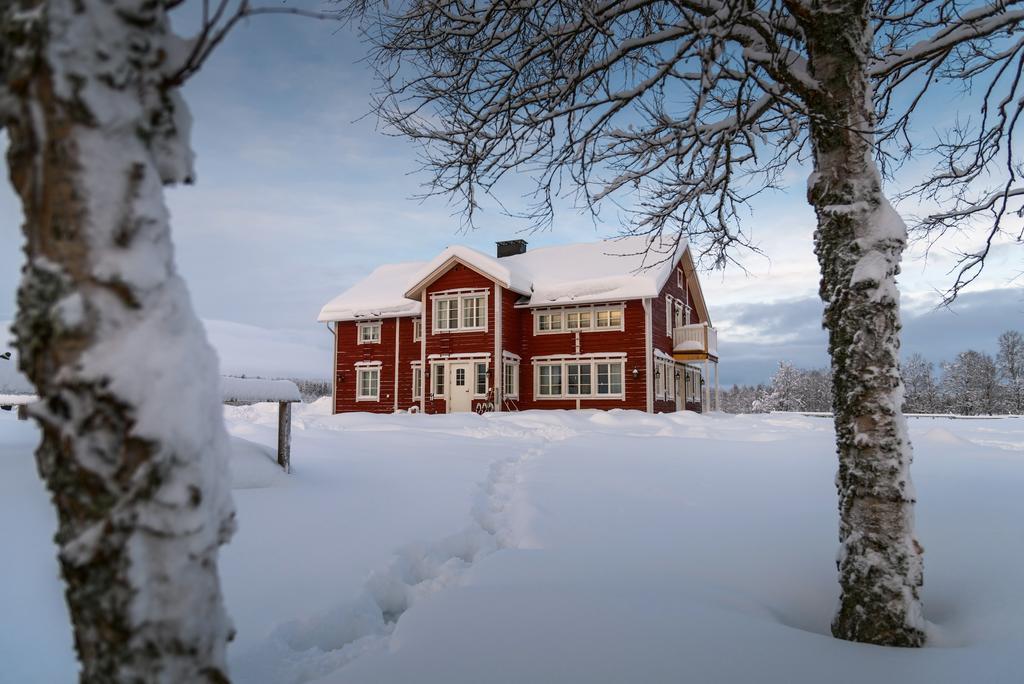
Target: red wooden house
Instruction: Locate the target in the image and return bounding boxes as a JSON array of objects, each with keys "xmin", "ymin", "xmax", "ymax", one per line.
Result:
[{"xmin": 318, "ymin": 237, "xmax": 720, "ymax": 414}]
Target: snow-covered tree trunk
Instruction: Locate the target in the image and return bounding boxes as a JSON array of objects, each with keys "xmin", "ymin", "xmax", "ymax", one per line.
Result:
[
  {"xmin": 1, "ymin": 1, "xmax": 236, "ymax": 680},
  {"xmin": 804, "ymin": 0, "xmax": 926, "ymax": 647}
]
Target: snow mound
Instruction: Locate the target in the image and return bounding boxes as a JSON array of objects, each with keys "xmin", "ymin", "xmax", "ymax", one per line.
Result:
[{"xmin": 229, "ymin": 436, "xmax": 287, "ymax": 489}]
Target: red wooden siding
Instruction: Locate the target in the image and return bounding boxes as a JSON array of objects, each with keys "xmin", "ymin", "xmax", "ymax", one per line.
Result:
[
  {"xmin": 422, "ymin": 264, "xmax": 498, "ymax": 414},
  {"xmin": 334, "ymin": 316, "xmax": 421, "ymax": 414}
]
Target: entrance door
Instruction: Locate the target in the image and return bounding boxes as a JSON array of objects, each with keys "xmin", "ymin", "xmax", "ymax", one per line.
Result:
[{"xmin": 448, "ymin": 363, "xmax": 473, "ymax": 413}]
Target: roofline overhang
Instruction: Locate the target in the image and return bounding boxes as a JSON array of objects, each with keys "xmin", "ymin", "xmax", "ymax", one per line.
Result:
[{"xmin": 403, "ymin": 255, "xmax": 529, "ymax": 301}]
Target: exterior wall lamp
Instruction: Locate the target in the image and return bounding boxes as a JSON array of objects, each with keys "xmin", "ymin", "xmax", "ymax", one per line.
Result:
[{"xmin": 631, "ymin": 368, "xmax": 640, "ymax": 380}]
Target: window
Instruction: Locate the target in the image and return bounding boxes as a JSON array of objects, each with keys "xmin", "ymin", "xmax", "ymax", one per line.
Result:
[
  {"xmin": 432, "ymin": 364, "xmax": 445, "ymax": 397},
  {"xmin": 358, "ymin": 322, "xmax": 381, "ymax": 344},
  {"xmin": 566, "ymin": 310, "xmax": 592, "ymax": 330},
  {"xmin": 566, "ymin": 363, "xmax": 592, "ymax": 395},
  {"xmin": 537, "ymin": 312, "xmax": 563, "ymax": 332},
  {"xmin": 677, "ymin": 269, "xmax": 684, "ymax": 289},
  {"xmin": 356, "ymin": 367, "xmax": 379, "ymax": 401},
  {"xmin": 455, "ymin": 367, "xmax": 466, "ymax": 386},
  {"xmin": 475, "ymin": 363, "xmax": 488, "ymax": 396},
  {"xmin": 436, "ymin": 299, "xmax": 459, "ymax": 331},
  {"xmin": 538, "ymin": 365, "xmax": 562, "ymax": 396},
  {"xmin": 596, "ymin": 362, "xmax": 622, "ymax": 395},
  {"xmin": 595, "ymin": 308, "xmax": 622, "ymax": 328},
  {"xmin": 536, "ymin": 359, "xmax": 624, "ymax": 399},
  {"xmin": 413, "ymin": 318, "xmax": 422, "ymax": 342},
  {"xmin": 665, "ymin": 296, "xmax": 673, "ymax": 336},
  {"xmin": 537, "ymin": 305, "xmax": 623, "ymax": 334},
  {"xmin": 412, "ymin": 365, "xmax": 423, "ymax": 400},
  {"xmin": 503, "ymin": 362, "xmax": 519, "ymax": 399},
  {"xmin": 433, "ymin": 292, "xmax": 487, "ymax": 332},
  {"xmin": 463, "ymin": 296, "xmax": 485, "ymax": 328}
]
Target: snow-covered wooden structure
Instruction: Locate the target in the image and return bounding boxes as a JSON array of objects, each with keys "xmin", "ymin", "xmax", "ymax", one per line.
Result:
[
  {"xmin": 220, "ymin": 377, "xmax": 301, "ymax": 473},
  {"xmin": 319, "ymin": 237, "xmax": 719, "ymax": 414},
  {"xmin": 3, "ymin": 378, "xmax": 301, "ymax": 472}
]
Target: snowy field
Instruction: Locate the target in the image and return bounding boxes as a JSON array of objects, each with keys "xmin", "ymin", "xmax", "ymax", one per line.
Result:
[{"xmin": 1, "ymin": 405, "xmax": 1021, "ymax": 683}]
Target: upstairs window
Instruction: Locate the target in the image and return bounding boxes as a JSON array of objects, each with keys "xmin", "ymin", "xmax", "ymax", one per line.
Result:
[
  {"xmin": 435, "ymin": 299, "xmax": 459, "ymax": 331},
  {"xmin": 412, "ymin": 318, "xmax": 422, "ymax": 342},
  {"xmin": 566, "ymin": 310, "xmax": 592, "ymax": 330},
  {"xmin": 537, "ymin": 312, "xmax": 563, "ymax": 332},
  {"xmin": 536, "ymin": 305, "xmax": 623, "ymax": 334},
  {"xmin": 358, "ymin": 322, "xmax": 381, "ymax": 344},
  {"xmin": 433, "ymin": 292, "xmax": 487, "ymax": 332},
  {"xmin": 595, "ymin": 308, "xmax": 622, "ymax": 328}
]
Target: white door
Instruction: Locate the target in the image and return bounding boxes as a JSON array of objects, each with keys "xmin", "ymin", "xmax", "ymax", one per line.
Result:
[{"xmin": 448, "ymin": 363, "xmax": 473, "ymax": 413}]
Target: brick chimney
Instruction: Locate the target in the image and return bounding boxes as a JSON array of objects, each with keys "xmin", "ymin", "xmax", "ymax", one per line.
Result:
[{"xmin": 496, "ymin": 239, "xmax": 528, "ymax": 258}]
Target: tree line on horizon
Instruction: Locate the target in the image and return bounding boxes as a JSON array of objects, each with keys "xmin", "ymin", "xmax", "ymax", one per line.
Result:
[{"xmin": 723, "ymin": 330, "xmax": 1024, "ymax": 416}]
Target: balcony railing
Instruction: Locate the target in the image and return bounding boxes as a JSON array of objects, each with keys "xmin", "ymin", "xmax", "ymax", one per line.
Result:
[{"xmin": 672, "ymin": 323, "xmax": 718, "ymax": 357}]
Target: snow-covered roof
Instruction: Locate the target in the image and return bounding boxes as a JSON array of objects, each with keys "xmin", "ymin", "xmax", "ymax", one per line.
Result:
[
  {"xmin": 319, "ymin": 236, "xmax": 692, "ymax": 321},
  {"xmin": 318, "ymin": 261, "xmax": 426, "ymax": 322},
  {"xmin": 500, "ymin": 236, "xmax": 688, "ymax": 306}
]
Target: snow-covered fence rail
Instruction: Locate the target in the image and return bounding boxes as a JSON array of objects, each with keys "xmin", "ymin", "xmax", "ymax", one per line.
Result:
[
  {"xmin": 220, "ymin": 377, "xmax": 300, "ymax": 473},
  {"xmin": 0, "ymin": 393, "xmax": 37, "ymax": 421},
  {"xmin": 3, "ymin": 377, "xmax": 302, "ymax": 472}
]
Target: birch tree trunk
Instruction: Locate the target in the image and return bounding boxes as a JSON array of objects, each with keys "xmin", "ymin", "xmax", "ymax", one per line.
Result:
[
  {"xmin": 1, "ymin": 1, "xmax": 236, "ymax": 680},
  {"xmin": 804, "ymin": 0, "xmax": 926, "ymax": 647}
]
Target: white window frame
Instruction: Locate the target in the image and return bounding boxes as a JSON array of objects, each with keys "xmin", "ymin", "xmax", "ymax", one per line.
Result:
[
  {"xmin": 356, "ymin": 366, "xmax": 380, "ymax": 401},
  {"xmin": 412, "ymin": 318, "xmax": 422, "ymax": 342},
  {"xmin": 533, "ymin": 358, "xmax": 626, "ymax": 400},
  {"xmin": 432, "ymin": 290, "xmax": 488, "ymax": 333},
  {"xmin": 665, "ymin": 295, "xmax": 673, "ymax": 336},
  {"xmin": 412, "ymin": 363, "xmax": 423, "ymax": 400},
  {"xmin": 503, "ymin": 361, "xmax": 520, "ymax": 399},
  {"xmin": 537, "ymin": 364, "xmax": 563, "ymax": 397},
  {"xmin": 677, "ymin": 268, "xmax": 684, "ymax": 289},
  {"xmin": 431, "ymin": 362, "xmax": 446, "ymax": 397},
  {"xmin": 595, "ymin": 361, "xmax": 624, "ymax": 397},
  {"xmin": 357, "ymin": 321, "xmax": 382, "ymax": 345},
  {"xmin": 534, "ymin": 304, "xmax": 624, "ymax": 335},
  {"xmin": 474, "ymin": 362, "xmax": 489, "ymax": 397}
]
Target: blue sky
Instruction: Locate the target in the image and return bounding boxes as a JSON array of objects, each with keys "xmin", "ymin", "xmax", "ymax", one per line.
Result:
[{"xmin": 0, "ymin": 12, "xmax": 1020, "ymax": 385}]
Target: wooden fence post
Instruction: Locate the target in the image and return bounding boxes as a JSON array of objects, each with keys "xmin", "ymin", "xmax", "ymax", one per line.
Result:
[{"xmin": 277, "ymin": 401, "xmax": 292, "ymax": 473}]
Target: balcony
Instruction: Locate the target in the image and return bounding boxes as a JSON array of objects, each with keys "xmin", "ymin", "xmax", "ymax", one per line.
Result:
[{"xmin": 672, "ymin": 323, "xmax": 718, "ymax": 359}]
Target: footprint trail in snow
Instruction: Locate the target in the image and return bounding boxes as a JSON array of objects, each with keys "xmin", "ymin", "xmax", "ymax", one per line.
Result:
[{"xmin": 236, "ymin": 442, "xmax": 545, "ymax": 683}]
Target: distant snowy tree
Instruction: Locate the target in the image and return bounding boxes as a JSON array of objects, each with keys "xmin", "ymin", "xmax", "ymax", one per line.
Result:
[
  {"xmin": 941, "ymin": 350, "xmax": 1002, "ymax": 415},
  {"xmin": 0, "ymin": 1, "xmax": 336, "ymax": 680},
  {"xmin": 902, "ymin": 354, "xmax": 940, "ymax": 414},
  {"xmin": 997, "ymin": 330, "xmax": 1024, "ymax": 414},
  {"xmin": 754, "ymin": 362, "xmax": 805, "ymax": 412},
  {"xmin": 721, "ymin": 383, "xmax": 765, "ymax": 413},
  {"xmin": 750, "ymin": 363, "xmax": 832, "ymax": 413},
  {"xmin": 359, "ymin": 0, "xmax": 1024, "ymax": 646}
]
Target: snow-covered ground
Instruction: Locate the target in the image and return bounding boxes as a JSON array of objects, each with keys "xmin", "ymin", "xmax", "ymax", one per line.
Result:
[{"xmin": 1, "ymin": 406, "xmax": 1021, "ymax": 683}]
